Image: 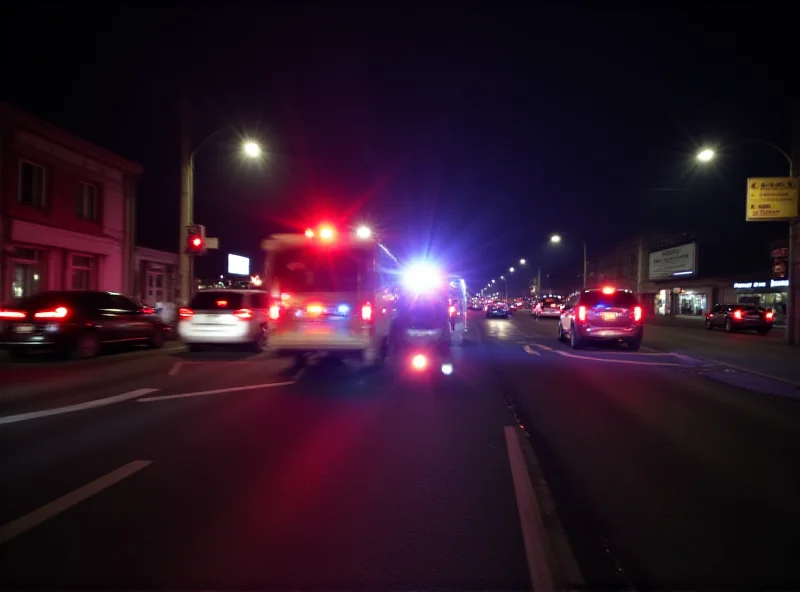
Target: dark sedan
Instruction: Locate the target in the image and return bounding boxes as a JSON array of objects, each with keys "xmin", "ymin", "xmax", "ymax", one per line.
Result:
[
  {"xmin": 0, "ymin": 290, "xmax": 168, "ymax": 359},
  {"xmin": 485, "ymin": 301, "xmax": 510, "ymax": 319},
  {"xmin": 705, "ymin": 303, "xmax": 774, "ymax": 334}
]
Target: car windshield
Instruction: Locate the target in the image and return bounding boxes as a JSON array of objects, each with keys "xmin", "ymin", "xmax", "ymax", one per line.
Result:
[{"xmin": 272, "ymin": 247, "xmax": 366, "ymax": 292}]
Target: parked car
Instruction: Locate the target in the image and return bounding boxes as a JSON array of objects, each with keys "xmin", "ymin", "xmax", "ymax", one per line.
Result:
[
  {"xmin": 705, "ymin": 304, "xmax": 774, "ymax": 334},
  {"xmin": 0, "ymin": 291, "xmax": 167, "ymax": 359}
]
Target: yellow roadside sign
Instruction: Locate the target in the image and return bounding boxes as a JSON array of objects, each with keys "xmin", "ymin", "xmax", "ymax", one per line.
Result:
[{"xmin": 746, "ymin": 177, "xmax": 798, "ymax": 221}]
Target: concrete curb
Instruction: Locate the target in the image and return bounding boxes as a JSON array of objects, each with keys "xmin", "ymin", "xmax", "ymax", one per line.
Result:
[{"xmin": 669, "ymin": 352, "xmax": 800, "ymax": 389}]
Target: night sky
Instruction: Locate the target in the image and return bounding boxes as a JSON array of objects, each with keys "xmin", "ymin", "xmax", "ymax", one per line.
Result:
[{"xmin": 2, "ymin": 3, "xmax": 797, "ymax": 292}]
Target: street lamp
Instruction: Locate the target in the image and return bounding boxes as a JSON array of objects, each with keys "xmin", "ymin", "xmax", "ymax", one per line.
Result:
[
  {"xmin": 520, "ymin": 259, "xmax": 526, "ymax": 265},
  {"xmin": 696, "ymin": 148, "xmax": 715, "ymax": 163},
  {"xmin": 179, "ymin": 131, "xmax": 264, "ymax": 304},
  {"xmin": 550, "ymin": 233, "xmax": 588, "ymax": 289},
  {"xmin": 509, "ymin": 267, "xmax": 515, "ymax": 273}
]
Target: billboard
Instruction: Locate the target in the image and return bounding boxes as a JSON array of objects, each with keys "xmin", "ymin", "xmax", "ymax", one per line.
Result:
[
  {"xmin": 746, "ymin": 177, "xmax": 798, "ymax": 221},
  {"xmin": 648, "ymin": 242, "xmax": 696, "ymax": 281},
  {"xmin": 227, "ymin": 254, "xmax": 250, "ymax": 276}
]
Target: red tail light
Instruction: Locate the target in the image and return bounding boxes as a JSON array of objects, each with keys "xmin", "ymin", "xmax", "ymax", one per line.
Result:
[
  {"xmin": 765, "ymin": 311, "xmax": 774, "ymax": 321},
  {"xmin": 410, "ymin": 353, "xmax": 428, "ymax": 371},
  {"xmin": 34, "ymin": 306, "xmax": 70, "ymax": 319},
  {"xmin": 268, "ymin": 304, "xmax": 281, "ymax": 320},
  {"xmin": 733, "ymin": 310, "xmax": 742, "ymax": 320},
  {"xmin": 577, "ymin": 305, "xmax": 587, "ymax": 322},
  {"xmin": 234, "ymin": 308, "xmax": 253, "ymax": 320},
  {"xmin": 179, "ymin": 307, "xmax": 194, "ymax": 318},
  {"xmin": 0, "ymin": 309, "xmax": 26, "ymax": 319},
  {"xmin": 633, "ymin": 306, "xmax": 642, "ymax": 322},
  {"xmin": 449, "ymin": 305, "xmax": 456, "ymax": 315},
  {"xmin": 141, "ymin": 306, "xmax": 155, "ymax": 315},
  {"xmin": 361, "ymin": 302, "xmax": 373, "ymax": 322}
]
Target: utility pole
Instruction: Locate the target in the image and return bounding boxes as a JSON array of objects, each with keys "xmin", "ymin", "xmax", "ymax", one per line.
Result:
[
  {"xmin": 788, "ymin": 102, "xmax": 800, "ymax": 345},
  {"xmin": 583, "ymin": 240, "xmax": 588, "ymax": 289},
  {"xmin": 178, "ymin": 88, "xmax": 193, "ymax": 306}
]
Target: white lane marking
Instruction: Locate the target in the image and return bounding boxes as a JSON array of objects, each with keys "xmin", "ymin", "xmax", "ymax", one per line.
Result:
[
  {"xmin": 504, "ymin": 426, "xmax": 557, "ymax": 592},
  {"xmin": 168, "ymin": 361, "xmax": 183, "ymax": 376},
  {"xmin": 0, "ymin": 389, "xmax": 158, "ymax": 426},
  {"xmin": 532, "ymin": 343, "xmax": 554, "ymax": 351},
  {"xmin": 137, "ymin": 381, "xmax": 294, "ymax": 402},
  {"xmin": 523, "ymin": 345, "xmax": 541, "ymax": 356},
  {"xmin": 0, "ymin": 460, "xmax": 152, "ymax": 544},
  {"xmin": 553, "ymin": 350, "xmax": 682, "ymax": 366}
]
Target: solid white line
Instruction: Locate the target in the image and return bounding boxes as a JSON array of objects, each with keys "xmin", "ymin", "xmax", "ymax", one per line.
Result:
[
  {"xmin": 0, "ymin": 389, "xmax": 159, "ymax": 426},
  {"xmin": 0, "ymin": 460, "xmax": 152, "ymax": 544},
  {"xmin": 523, "ymin": 345, "xmax": 541, "ymax": 356},
  {"xmin": 137, "ymin": 381, "xmax": 294, "ymax": 402},
  {"xmin": 504, "ymin": 426, "xmax": 556, "ymax": 592},
  {"xmin": 553, "ymin": 350, "xmax": 682, "ymax": 366},
  {"xmin": 532, "ymin": 343, "xmax": 554, "ymax": 351},
  {"xmin": 168, "ymin": 361, "xmax": 183, "ymax": 376}
]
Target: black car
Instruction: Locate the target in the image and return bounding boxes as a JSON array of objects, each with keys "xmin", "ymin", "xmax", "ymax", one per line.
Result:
[
  {"xmin": 0, "ymin": 291, "xmax": 168, "ymax": 359},
  {"xmin": 485, "ymin": 301, "xmax": 510, "ymax": 318},
  {"xmin": 705, "ymin": 304, "xmax": 774, "ymax": 334}
]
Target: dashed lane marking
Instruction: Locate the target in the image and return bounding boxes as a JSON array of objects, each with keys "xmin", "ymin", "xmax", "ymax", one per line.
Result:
[
  {"xmin": 0, "ymin": 460, "xmax": 152, "ymax": 544},
  {"xmin": 522, "ymin": 345, "xmax": 541, "ymax": 356},
  {"xmin": 137, "ymin": 381, "xmax": 295, "ymax": 402},
  {"xmin": 168, "ymin": 361, "xmax": 183, "ymax": 376},
  {"xmin": 0, "ymin": 389, "xmax": 159, "ymax": 426}
]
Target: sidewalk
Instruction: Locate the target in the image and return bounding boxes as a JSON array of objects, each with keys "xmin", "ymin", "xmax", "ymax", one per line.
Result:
[
  {"xmin": 642, "ymin": 321, "xmax": 800, "ymax": 386},
  {"xmin": 646, "ymin": 315, "xmax": 786, "ymax": 331}
]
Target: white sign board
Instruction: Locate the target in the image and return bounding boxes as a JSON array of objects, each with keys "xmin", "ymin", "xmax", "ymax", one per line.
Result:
[
  {"xmin": 648, "ymin": 242, "xmax": 696, "ymax": 281},
  {"xmin": 227, "ymin": 254, "xmax": 250, "ymax": 276}
]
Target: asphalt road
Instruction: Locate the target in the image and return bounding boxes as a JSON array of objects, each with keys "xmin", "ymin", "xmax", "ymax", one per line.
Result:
[{"xmin": 2, "ymin": 312, "xmax": 800, "ymax": 590}]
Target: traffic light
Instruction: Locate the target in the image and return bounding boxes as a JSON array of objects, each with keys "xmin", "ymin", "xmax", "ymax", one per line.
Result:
[{"xmin": 185, "ymin": 224, "xmax": 206, "ymax": 255}]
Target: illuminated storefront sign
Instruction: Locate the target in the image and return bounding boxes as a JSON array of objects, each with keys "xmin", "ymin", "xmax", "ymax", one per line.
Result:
[{"xmin": 733, "ymin": 279, "xmax": 788, "ymax": 289}]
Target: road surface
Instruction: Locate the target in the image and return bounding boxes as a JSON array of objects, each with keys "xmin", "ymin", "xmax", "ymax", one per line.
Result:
[{"xmin": 2, "ymin": 311, "xmax": 800, "ymax": 589}]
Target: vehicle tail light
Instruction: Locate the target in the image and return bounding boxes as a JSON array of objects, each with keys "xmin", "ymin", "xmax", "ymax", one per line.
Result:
[
  {"xmin": 268, "ymin": 304, "xmax": 281, "ymax": 320},
  {"xmin": 410, "ymin": 353, "xmax": 427, "ymax": 371},
  {"xmin": 0, "ymin": 309, "xmax": 26, "ymax": 319},
  {"xmin": 765, "ymin": 311, "xmax": 774, "ymax": 321},
  {"xmin": 141, "ymin": 306, "xmax": 155, "ymax": 315},
  {"xmin": 307, "ymin": 304, "xmax": 324, "ymax": 315},
  {"xmin": 34, "ymin": 306, "xmax": 70, "ymax": 319},
  {"xmin": 577, "ymin": 305, "xmax": 587, "ymax": 322},
  {"xmin": 449, "ymin": 305, "xmax": 456, "ymax": 315},
  {"xmin": 633, "ymin": 306, "xmax": 642, "ymax": 322},
  {"xmin": 733, "ymin": 310, "xmax": 742, "ymax": 320},
  {"xmin": 361, "ymin": 302, "xmax": 373, "ymax": 322},
  {"xmin": 216, "ymin": 300, "xmax": 228, "ymax": 307},
  {"xmin": 179, "ymin": 307, "xmax": 194, "ymax": 318},
  {"xmin": 234, "ymin": 308, "xmax": 253, "ymax": 320},
  {"xmin": 602, "ymin": 286, "xmax": 616, "ymax": 294}
]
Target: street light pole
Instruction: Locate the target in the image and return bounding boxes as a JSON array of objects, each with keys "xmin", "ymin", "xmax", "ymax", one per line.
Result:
[{"xmin": 583, "ymin": 240, "xmax": 588, "ymax": 289}]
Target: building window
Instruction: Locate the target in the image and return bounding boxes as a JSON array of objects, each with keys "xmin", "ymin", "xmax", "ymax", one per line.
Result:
[
  {"xmin": 11, "ymin": 247, "xmax": 44, "ymax": 300},
  {"xmin": 70, "ymin": 254, "xmax": 95, "ymax": 290},
  {"xmin": 76, "ymin": 182, "xmax": 99, "ymax": 221},
  {"xmin": 18, "ymin": 161, "xmax": 46, "ymax": 207}
]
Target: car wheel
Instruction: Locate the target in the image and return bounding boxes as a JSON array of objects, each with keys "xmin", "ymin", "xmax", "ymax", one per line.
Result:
[
  {"xmin": 627, "ymin": 336, "xmax": 642, "ymax": 351},
  {"xmin": 251, "ymin": 326, "xmax": 267, "ymax": 352},
  {"xmin": 569, "ymin": 323, "xmax": 584, "ymax": 349},
  {"xmin": 558, "ymin": 322, "xmax": 566, "ymax": 342},
  {"xmin": 71, "ymin": 331, "xmax": 101, "ymax": 360},
  {"xmin": 724, "ymin": 319, "xmax": 734, "ymax": 333},
  {"xmin": 705, "ymin": 318, "xmax": 713, "ymax": 330},
  {"xmin": 148, "ymin": 328, "xmax": 166, "ymax": 349}
]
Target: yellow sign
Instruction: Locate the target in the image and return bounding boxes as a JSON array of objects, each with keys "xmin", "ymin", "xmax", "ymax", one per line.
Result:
[{"xmin": 746, "ymin": 177, "xmax": 798, "ymax": 221}]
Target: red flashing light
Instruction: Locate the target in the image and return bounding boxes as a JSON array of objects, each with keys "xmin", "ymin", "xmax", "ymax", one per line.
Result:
[
  {"xmin": 34, "ymin": 306, "xmax": 69, "ymax": 319},
  {"xmin": 577, "ymin": 305, "xmax": 587, "ymax": 322},
  {"xmin": 319, "ymin": 226, "xmax": 335, "ymax": 240},
  {"xmin": 191, "ymin": 237, "xmax": 202, "ymax": 247},
  {"xmin": 216, "ymin": 300, "xmax": 228, "ymax": 307},
  {"xmin": 602, "ymin": 286, "xmax": 616, "ymax": 294},
  {"xmin": 307, "ymin": 303, "xmax": 324, "ymax": 315},
  {"xmin": 141, "ymin": 306, "xmax": 155, "ymax": 315},
  {"xmin": 0, "ymin": 309, "xmax": 26, "ymax": 319},
  {"xmin": 449, "ymin": 305, "xmax": 456, "ymax": 315},
  {"xmin": 234, "ymin": 308, "xmax": 253, "ymax": 320},
  {"xmin": 411, "ymin": 354, "xmax": 428, "ymax": 371},
  {"xmin": 766, "ymin": 311, "xmax": 774, "ymax": 321},
  {"xmin": 733, "ymin": 309, "xmax": 742, "ymax": 320},
  {"xmin": 268, "ymin": 304, "xmax": 281, "ymax": 320},
  {"xmin": 633, "ymin": 305, "xmax": 642, "ymax": 322},
  {"xmin": 305, "ymin": 228, "xmax": 314, "ymax": 238},
  {"xmin": 179, "ymin": 307, "xmax": 194, "ymax": 318},
  {"xmin": 361, "ymin": 302, "xmax": 373, "ymax": 322}
]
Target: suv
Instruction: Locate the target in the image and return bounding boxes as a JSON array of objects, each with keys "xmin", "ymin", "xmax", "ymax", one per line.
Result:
[
  {"xmin": 177, "ymin": 289, "xmax": 269, "ymax": 352},
  {"xmin": 558, "ymin": 287, "xmax": 643, "ymax": 350}
]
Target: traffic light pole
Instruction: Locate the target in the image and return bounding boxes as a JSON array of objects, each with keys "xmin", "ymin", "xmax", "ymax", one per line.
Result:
[{"xmin": 179, "ymin": 112, "xmax": 195, "ymax": 306}]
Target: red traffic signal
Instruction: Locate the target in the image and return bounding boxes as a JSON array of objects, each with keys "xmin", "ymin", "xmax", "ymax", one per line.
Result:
[{"xmin": 185, "ymin": 224, "xmax": 207, "ymax": 255}]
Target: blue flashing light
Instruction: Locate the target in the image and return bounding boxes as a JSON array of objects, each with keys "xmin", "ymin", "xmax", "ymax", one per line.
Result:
[{"xmin": 337, "ymin": 304, "xmax": 350, "ymax": 315}]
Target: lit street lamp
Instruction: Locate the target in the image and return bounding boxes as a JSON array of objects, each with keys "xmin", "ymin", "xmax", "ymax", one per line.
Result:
[
  {"xmin": 509, "ymin": 267, "xmax": 515, "ymax": 273},
  {"xmin": 550, "ymin": 233, "xmax": 588, "ymax": 289},
  {"xmin": 519, "ymin": 259, "xmax": 526, "ymax": 265},
  {"xmin": 179, "ymin": 130, "xmax": 264, "ymax": 304},
  {"xmin": 549, "ymin": 234, "xmax": 562, "ymax": 244},
  {"xmin": 696, "ymin": 148, "xmax": 715, "ymax": 162}
]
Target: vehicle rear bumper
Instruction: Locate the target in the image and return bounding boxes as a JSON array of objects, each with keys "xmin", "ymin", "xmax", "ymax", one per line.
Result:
[
  {"xmin": 177, "ymin": 322, "xmax": 258, "ymax": 344},
  {"xmin": 578, "ymin": 325, "xmax": 643, "ymax": 341},
  {"xmin": 268, "ymin": 331, "xmax": 372, "ymax": 353},
  {"xmin": 537, "ymin": 310, "xmax": 561, "ymax": 317}
]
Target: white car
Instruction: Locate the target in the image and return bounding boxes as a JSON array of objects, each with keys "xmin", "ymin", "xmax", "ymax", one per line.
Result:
[
  {"xmin": 532, "ymin": 296, "xmax": 563, "ymax": 318},
  {"xmin": 177, "ymin": 289, "xmax": 269, "ymax": 352}
]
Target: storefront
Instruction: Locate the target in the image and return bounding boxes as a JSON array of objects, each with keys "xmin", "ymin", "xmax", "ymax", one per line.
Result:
[
  {"xmin": 654, "ymin": 285, "xmax": 713, "ymax": 318},
  {"xmin": 721, "ymin": 279, "xmax": 790, "ymax": 325}
]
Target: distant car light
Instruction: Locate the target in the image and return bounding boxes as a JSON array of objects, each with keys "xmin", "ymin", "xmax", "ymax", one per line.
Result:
[
  {"xmin": 441, "ymin": 363, "xmax": 453, "ymax": 375},
  {"xmin": 337, "ymin": 304, "xmax": 350, "ymax": 315},
  {"xmin": 307, "ymin": 304, "xmax": 324, "ymax": 315},
  {"xmin": 319, "ymin": 226, "xmax": 335, "ymax": 240},
  {"xmin": 356, "ymin": 225, "xmax": 372, "ymax": 239},
  {"xmin": 411, "ymin": 354, "xmax": 428, "ymax": 371},
  {"xmin": 602, "ymin": 286, "xmax": 616, "ymax": 294},
  {"xmin": 305, "ymin": 228, "xmax": 314, "ymax": 238}
]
